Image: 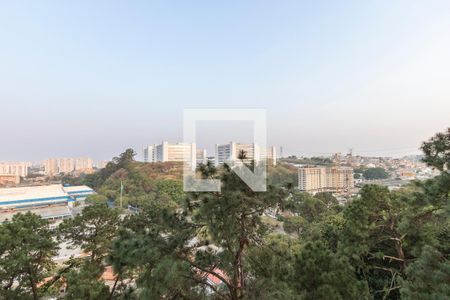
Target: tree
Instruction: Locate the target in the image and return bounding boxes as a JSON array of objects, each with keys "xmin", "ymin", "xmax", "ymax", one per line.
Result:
[
  {"xmin": 110, "ymin": 163, "xmax": 287, "ymax": 299},
  {"xmin": 238, "ymin": 149, "xmax": 248, "ymax": 161},
  {"xmin": 63, "ymin": 264, "xmax": 110, "ymax": 300},
  {"xmin": 283, "ymin": 216, "xmax": 307, "ymax": 236},
  {"xmin": 363, "ymin": 167, "xmax": 390, "ymax": 180},
  {"xmin": 83, "ymin": 148, "xmax": 137, "ymax": 189},
  {"xmin": 85, "ymin": 194, "xmax": 108, "ymax": 204},
  {"xmin": 292, "ymin": 241, "xmax": 369, "ymax": 299},
  {"xmin": 0, "ymin": 213, "xmax": 58, "ymax": 300},
  {"xmin": 245, "ymin": 234, "xmax": 301, "ymax": 299},
  {"xmin": 400, "ymin": 245, "xmax": 450, "ymax": 299},
  {"xmin": 421, "ymin": 127, "xmax": 450, "ymax": 171},
  {"xmin": 339, "ymin": 185, "xmax": 407, "ymax": 299},
  {"xmin": 59, "ymin": 203, "xmax": 120, "ymax": 264}
]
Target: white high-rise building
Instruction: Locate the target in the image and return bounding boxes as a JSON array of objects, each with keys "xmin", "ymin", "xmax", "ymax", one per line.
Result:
[
  {"xmin": 214, "ymin": 142, "xmax": 277, "ymax": 166},
  {"xmin": 144, "ymin": 142, "xmax": 199, "ymax": 170}
]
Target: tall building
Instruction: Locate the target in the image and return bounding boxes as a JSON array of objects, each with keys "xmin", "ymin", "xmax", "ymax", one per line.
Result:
[
  {"xmin": 74, "ymin": 157, "xmax": 94, "ymax": 171},
  {"xmin": 298, "ymin": 166, "xmax": 354, "ymax": 193},
  {"xmin": 196, "ymin": 149, "xmax": 207, "ymax": 165},
  {"xmin": 44, "ymin": 159, "xmax": 59, "ymax": 176},
  {"xmin": 214, "ymin": 142, "xmax": 277, "ymax": 166},
  {"xmin": 58, "ymin": 158, "xmax": 74, "ymax": 174},
  {"xmin": 143, "ymin": 145, "xmax": 155, "ymax": 163},
  {"xmin": 0, "ymin": 162, "xmax": 29, "ymax": 177},
  {"xmin": 144, "ymin": 142, "xmax": 199, "ymax": 170},
  {"xmin": 43, "ymin": 157, "xmax": 94, "ymax": 176}
]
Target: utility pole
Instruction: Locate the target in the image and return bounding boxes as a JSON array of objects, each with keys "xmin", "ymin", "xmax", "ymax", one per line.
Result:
[{"xmin": 120, "ymin": 180, "xmax": 123, "ymax": 209}]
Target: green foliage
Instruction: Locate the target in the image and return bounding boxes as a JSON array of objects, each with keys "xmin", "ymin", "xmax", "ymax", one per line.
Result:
[
  {"xmin": 283, "ymin": 215, "xmax": 307, "ymax": 236},
  {"xmin": 421, "ymin": 127, "xmax": 450, "ymax": 171},
  {"xmin": 63, "ymin": 264, "xmax": 110, "ymax": 300},
  {"xmin": 0, "ymin": 213, "xmax": 59, "ymax": 300},
  {"xmin": 59, "ymin": 203, "xmax": 120, "ymax": 263},
  {"xmin": 281, "ymin": 156, "xmax": 333, "ymax": 166},
  {"xmin": 400, "ymin": 246, "xmax": 450, "ymax": 299},
  {"xmin": 4, "ymin": 127, "xmax": 450, "ymax": 299},
  {"xmin": 267, "ymin": 163, "xmax": 297, "ymax": 187},
  {"xmin": 83, "ymin": 148, "xmax": 137, "ymax": 189},
  {"xmin": 85, "ymin": 194, "xmax": 108, "ymax": 204},
  {"xmin": 293, "ymin": 241, "xmax": 369, "ymax": 300},
  {"xmin": 363, "ymin": 167, "xmax": 390, "ymax": 180}
]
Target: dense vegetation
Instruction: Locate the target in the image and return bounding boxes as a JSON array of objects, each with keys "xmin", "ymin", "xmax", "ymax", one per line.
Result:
[
  {"xmin": 0, "ymin": 129, "xmax": 449, "ymax": 299},
  {"xmin": 355, "ymin": 167, "xmax": 390, "ymax": 180}
]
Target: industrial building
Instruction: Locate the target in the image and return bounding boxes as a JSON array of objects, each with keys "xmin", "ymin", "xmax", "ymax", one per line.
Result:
[{"xmin": 0, "ymin": 184, "xmax": 95, "ymax": 221}]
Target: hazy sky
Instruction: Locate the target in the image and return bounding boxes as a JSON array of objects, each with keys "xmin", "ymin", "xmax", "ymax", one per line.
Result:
[{"xmin": 1, "ymin": 1, "xmax": 450, "ymax": 161}]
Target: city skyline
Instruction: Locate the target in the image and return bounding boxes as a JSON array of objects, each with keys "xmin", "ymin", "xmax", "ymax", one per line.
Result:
[{"xmin": 1, "ymin": 1, "xmax": 450, "ymax": 161}]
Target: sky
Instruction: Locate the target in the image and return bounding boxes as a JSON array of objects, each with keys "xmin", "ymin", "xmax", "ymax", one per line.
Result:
[{"xmin": 1, "ymin": 1, "xmax": 450, "ymax": 162}]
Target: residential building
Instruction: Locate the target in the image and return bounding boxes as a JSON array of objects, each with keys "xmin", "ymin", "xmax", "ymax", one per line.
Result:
[
  {"xmin": 298, "ymin": 166, "xmax": 354, "ymax": 193},
  {"xmin": 44, "ymin": 157, "xmax": 94, "ymax": 176},
  {"xmin": 143, "ymin": 145, "xmax": 155, "ymax": 163},
  {"xmin": 58, "ymin": 158, "xmax": 74, "ymax": 174},
  {"xmin": 0, "ymin": 174, "xmax": 20, "ymax": 186},
  {"xmin": 44, "ymin": 159, "xmax": 59, "ymax": 176},
  {"xmin": 0, "ymin": 161, "xmax": 29, "ymax": 177},
  {"xmin": 144, "ymin": 142, "xmax": 200, "ymax": 170},
  {"xmin": 74, "ymin": 157, "xmax": 94, "ymax": 171},
  {"xmin": 214, "ymin": 142, "xmax": 277, "ymax": 166}
]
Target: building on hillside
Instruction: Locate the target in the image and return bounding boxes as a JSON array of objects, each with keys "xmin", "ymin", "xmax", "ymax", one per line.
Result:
[
  {"xmin": 298, "ymin": 166, "xmax": 354, "ymax": 193},
  {"xmin": 143, "ymin": 142, "xmax": 202, "ymax": 170},
  {"xmin": 0, "ymin": 184, "xmax": 95, "ymax": 210},
  {"xmin": 214, "ymin": 142, "xmax": 277, "ymax": 166},
  {"xmin": 0, "ymin": 161, "xmax": 29, "ymax": 177}
]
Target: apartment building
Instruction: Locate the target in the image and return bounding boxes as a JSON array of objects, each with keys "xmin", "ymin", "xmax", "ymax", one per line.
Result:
[
  {"xmin": 74, "ymin": 157, "xmax": 94, "ymax": 171},
  {"xmin": 214, "ymin": 142, "xmax": 277, "ymax": 166},
  {"xmin": 58, "ymin": 158, "xmax": 75, "ymax": 174},
  {"xmin": 44, "ymin": 157, "xmax": 94, "ymax": 176},
  {"xmin": 0, "ymin": 174, "xmax": 20, "ymax": 186},
  {"xmin": 44, "ymin": 159, "xmax": 59, "ymax": 176},
  {"xmin": 144, "ymin": 142, "xmax": 199, "ymax": 170},
  {"xmin": 0, "ymin": 161, "xmax": 29, "ymax": 177},
  {"xmin": 298, "ymin": 166, "xmax": 354, "ymax": 193}
]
